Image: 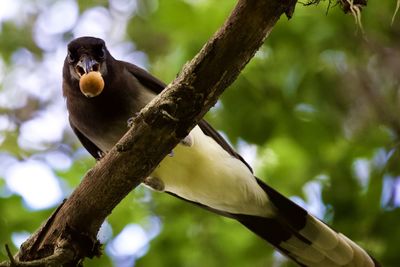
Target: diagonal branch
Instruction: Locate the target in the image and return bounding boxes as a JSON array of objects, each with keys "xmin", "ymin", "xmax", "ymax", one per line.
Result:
[{"xmin": 3, "ymin": 0, "xmax": 298, "ymax": 265}]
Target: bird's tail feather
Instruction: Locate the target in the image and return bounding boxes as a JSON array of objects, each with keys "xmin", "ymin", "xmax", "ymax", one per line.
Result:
[{"xmin": 234, "ymin": 178, "xmax": 380, "ymax": 267}]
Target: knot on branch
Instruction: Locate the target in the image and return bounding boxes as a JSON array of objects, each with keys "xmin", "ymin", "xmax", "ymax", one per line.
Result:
[
  {"xmin": 4, "ymin": 220, "xmax": 101, "ymax": 267},
  {"xmin": 1, "ymin": 240, "xmax": 75, "ymax": 267}
]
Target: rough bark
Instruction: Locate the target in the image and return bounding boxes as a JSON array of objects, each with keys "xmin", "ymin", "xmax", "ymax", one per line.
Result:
[{"xmin": 1, "ymin": 0, "xmax": 297, "ymax": 266}]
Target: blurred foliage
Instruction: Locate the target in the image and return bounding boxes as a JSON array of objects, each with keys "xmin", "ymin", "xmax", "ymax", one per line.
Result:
[{"xmin": 1, "ymin": 0, "xmax": 400, "ymax": 267}]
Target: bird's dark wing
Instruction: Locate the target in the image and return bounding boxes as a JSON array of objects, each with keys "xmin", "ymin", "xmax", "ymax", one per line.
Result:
[
  {"xmin": 70, "ymin": 118, "xmax": 103, "ymax": 160},
  {"xmin": 122, "ymin": 61, "xmax": 166, "ymax": 94},
  {"xmin": 123, "ymin": 61, "xmax": 253, "ymax": 173}
]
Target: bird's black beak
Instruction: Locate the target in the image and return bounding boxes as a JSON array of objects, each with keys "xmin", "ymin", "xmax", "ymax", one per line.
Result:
[{"xmin": 75, "ymin": 56, "xmax": 100, "ymax": 77}]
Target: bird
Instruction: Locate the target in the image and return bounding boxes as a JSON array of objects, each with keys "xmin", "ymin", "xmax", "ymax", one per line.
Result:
[{"xmin": 63, "ymin": 36, "xmax": 379, "ymax": 267}]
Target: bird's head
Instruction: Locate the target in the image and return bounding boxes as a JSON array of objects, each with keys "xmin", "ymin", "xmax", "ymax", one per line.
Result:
[{"xmin": 65, "ymin": 37, "xmax": 109, "ymax": 98}]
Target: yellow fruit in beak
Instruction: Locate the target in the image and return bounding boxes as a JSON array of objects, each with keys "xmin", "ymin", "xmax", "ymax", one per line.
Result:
[{"xmin": 79, "ymin": 71, "xmax": 105, "ymax": 97}]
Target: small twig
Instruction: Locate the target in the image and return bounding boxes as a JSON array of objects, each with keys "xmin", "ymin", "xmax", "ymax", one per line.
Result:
[
  {"xmin": 298, "ymin": 0, "xmax": 344, "ymax": 16},
  {"xmin": 392, "ymin": 0, "xmax": 400, "ymax": 25},
  {"xmin": 325, "ymin": 0, "xmax": 333, "ymax": 15},
  {"xmin": 4, "ymin": 244, "xmax": 17, "ymax": 266},
  {"xmin": 346, "ymin": 0, "xmax": 365, "ymax": 35}
]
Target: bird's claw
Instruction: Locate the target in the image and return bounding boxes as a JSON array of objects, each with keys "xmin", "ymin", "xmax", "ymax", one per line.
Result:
[
  {"xmin": 143, "ymin": 176, "xmax": 165, "ymax": 191},
  {"xmin": 180, "ymin": 135, "xmax": 193, "ymax": 147},
  {"xmin": 127, "ymin": 112, "xmax": 141, "ymax": 128},
  {"xmin": 168, "ymin": 135, "xmax": 192, "ymax": 157},
  {"xmin": 97, "ymin": 150, "xmax": 106, "ymax": 160}
]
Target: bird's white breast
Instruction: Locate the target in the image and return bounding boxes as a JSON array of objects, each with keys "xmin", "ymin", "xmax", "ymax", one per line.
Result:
[{"xmin": 151, "ymin": 126, "xmax": 272, "ymax": 217}]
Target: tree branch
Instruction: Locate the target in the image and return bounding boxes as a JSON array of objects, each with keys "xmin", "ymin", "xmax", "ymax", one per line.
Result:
[{"xmin": 6, "ymin": 0, "xmax": 298, "ymax": 265}]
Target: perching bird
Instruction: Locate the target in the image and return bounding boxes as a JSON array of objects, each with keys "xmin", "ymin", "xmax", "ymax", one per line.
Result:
[{"xmin": 63, "ymin": 36, "xmax": 379, "ymax": 267}]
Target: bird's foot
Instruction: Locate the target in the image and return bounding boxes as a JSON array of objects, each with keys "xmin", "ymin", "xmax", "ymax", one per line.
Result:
[
  {"xmin": 180, "ymin": 135, "xmax": 193, "ymax": 147},
  {"xmin": 143, "ymin": 176, "xmax": 165, "ymax": 191},
  {"xmin": 161, "ymin": 110, "xmax": 179, "ymax": 122},
  {"xmin": 168, "ymin": 135, "xmax": 192, "ymax": 157},
  {"xmin": 127, "ymin": 112, "xmax": 141, "ymax": 128},
  {"xmin": 97, "ymin": 150, "xmax": 106, "ymax": 160}
]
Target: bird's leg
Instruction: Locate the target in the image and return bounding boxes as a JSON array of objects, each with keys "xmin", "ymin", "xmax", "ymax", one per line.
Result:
[{"xmin": 143, "ymin": 176, "xmax": 165, "ymax": 191}]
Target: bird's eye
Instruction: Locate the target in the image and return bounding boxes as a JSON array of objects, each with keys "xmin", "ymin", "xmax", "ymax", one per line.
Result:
[
  {"xmin": 98, "ymin": 47, "xmax": 106, "ymax": 60},
  {"xmin": 67, "ymin": 51, "xmax": 76, "ymax": 63}
]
